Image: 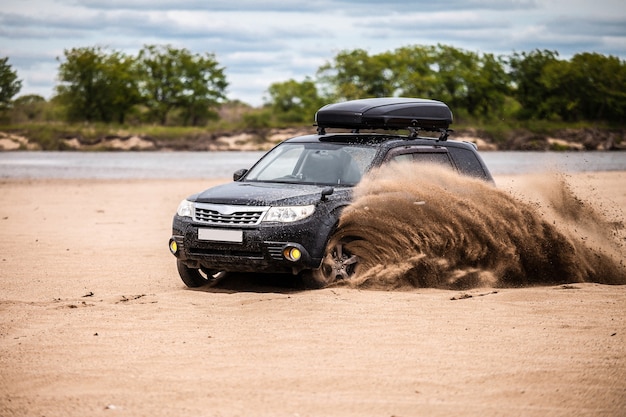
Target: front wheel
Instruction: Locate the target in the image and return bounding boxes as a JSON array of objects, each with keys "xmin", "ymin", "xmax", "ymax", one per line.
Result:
[
  {"xmin": 176, "ymin": 260, "xmax": 226, "ymax": 288},
  {"xmin": 304, "ymin": 238, "xmax": 359, "ymax": 288}
]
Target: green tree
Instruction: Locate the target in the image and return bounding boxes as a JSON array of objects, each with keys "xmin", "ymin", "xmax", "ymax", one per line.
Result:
[
  {"xmin": 508, "ymin": 49, "xmax": 560, "ymax": 119},
  {"xmin": 536, "ymin": 58, "xmax": 577, "ymax": 121},
  {"xmin": 316, "ymin": 45, "xmax": 510, "ymax": 119},
  {"xmin": 430, "ymin": 45, "xmax": 476, "ymax": 110},
  {"xmin": 547, "ymin": 53, "xmax": 626, "ymax": 122},
  {"xmin": 515, "ymin": 51, "xmax": 626, "ymax": 122},
  {"xmin": 388, "ymin": 45, "xmax": 438, "ymax": 98},
  {"xmin": 428, "ymin": 45, "xmax": 509, "ymax": 117},
  {"xmin": 11, "ymin": 94, "xmax": 46, "ymax": 122},
  {"xmin": 106, "ymin": 53, "xmax": 142, "ymax": 124},
  {"xmin": 317, "ymin": 49, "xmax": 396, "ymax": 100},
  {"xmin": 464, "ymin": 52, "xmax": 510, "ymax": 118},
  {"xmin": 266, "ymin": 77, "xmax": 325, "ymax": 124},
  {"xmin": 0, "ymin": 57, "xmax": 22, "ymax": 110},
  {"xmin": 55, "ymin": 46, "xmax": 140, "ymax": 123},
  {"xmin": 137, "ymin": 44, "xmax": 227, "ymax": 125}
]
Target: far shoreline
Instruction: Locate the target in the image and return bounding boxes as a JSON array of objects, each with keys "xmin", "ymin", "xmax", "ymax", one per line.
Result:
[{"xmin": 2, "ymin": 126, "xmax": 626, "ymax": 152}]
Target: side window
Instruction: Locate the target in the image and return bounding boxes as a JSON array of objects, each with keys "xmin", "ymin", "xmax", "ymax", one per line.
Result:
[
  {"xmin": 343, "ymin": 147, "xmax": 377, "ymax": 176},
  {"xmin": 412, "ymin": 152, "xmax": 453, "ymax": 167},
  {"xmin": 390, "ymin": 154, "xmax": 413, "ymax": 163},
  {"xmin": 389, "ymin": 151, "xmax": 454, "ymax": 169},
  {"xmin": 447, "ymin": 147, "xmax": 487, "ymax": 178}
]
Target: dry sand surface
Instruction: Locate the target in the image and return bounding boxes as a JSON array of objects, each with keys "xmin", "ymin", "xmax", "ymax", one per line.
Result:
[{"xmin": 1, "ymin": 172, "xmax": 625, "ymax": 416}]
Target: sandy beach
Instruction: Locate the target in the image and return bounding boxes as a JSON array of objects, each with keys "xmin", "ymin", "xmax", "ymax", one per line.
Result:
[{"xmin": 1, "ymin": 172, "xmax": 625, "ymax": 416}]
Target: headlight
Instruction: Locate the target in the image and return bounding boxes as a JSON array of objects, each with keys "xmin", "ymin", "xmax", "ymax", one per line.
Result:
[
  {"xmin": 263, "ymin": 205, "xmax": 315, "ymax": 223},
  {"xmin": 176, "ymin": 199, "xmax": 195, "ymax": 218}
]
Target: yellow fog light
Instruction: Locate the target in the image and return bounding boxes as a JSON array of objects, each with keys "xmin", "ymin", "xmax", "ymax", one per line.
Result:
[
  {"xmin": 283, "ymin": 247, "xmax": 302, "ymax": 261},
  {"xmin": 169, "ymin": 240, "xmax": 178, "ymax": 254}
]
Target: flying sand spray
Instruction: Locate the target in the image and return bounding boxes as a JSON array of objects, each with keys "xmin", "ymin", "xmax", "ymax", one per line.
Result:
[{"xmin": 330, "ymin": 163, "xmax": 626, "ymax": 289}]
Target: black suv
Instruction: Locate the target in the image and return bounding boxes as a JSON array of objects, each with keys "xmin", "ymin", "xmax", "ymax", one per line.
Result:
[{"xmin": 169, "ymin": 98, "xmax": 494, "ymax": 288}]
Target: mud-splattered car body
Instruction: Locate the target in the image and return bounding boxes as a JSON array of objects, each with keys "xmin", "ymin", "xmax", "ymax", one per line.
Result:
[{"xmin": 169, "ymin": 98, "xmax": 494, "ymax": 287}]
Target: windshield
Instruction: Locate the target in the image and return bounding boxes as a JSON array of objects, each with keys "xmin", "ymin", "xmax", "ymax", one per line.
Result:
[{"xmin": 244, "ymin": 142, "xmax": 378, "ymax": 186}]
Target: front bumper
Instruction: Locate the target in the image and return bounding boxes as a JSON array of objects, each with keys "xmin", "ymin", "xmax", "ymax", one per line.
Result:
[{"xmin": 169, "ymin": 213, "xmax": 335, "ymax": 274}]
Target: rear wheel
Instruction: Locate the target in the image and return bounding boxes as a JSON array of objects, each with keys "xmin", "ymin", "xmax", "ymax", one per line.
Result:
[
  {"xmin": 304, "ymin": 238, "xmax": 359, "ymax": 288},
  {"xmin": 176, "ymin": 260, "xmax": 226, "ymax": 288}
]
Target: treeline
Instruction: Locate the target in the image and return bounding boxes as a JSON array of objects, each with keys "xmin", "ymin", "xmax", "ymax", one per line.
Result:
[
  {"xmin": 1, "ymin": 46, "xmax": 227, "ymax": 126},
  {"xmin": 1, "ymin": 44, "xmax": 625, "ymax": 127},
  {"xmin": 266, "ymin": 46, "xmax": 626, "ymax": 125}
]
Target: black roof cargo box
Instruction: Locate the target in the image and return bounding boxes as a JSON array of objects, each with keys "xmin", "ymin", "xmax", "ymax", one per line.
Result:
[{"xmin": 315, "ymin": 97, "xmax": 453, "ymax": 132}]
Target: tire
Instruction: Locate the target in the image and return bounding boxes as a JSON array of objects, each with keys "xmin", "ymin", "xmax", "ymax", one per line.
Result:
[
  {"xmin": 303, "ymin": 238, "xmax": 359, "ymax": 289},
  {"xmin": 176, "ymin": 260, "xmax": 227, "ymax": 288}
]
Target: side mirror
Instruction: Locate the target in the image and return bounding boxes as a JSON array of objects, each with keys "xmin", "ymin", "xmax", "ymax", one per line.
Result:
[
  {"xmin": 233, "ymin": 168, "xmax": 248, "ymax": 181},
  {"xmin": 321, "ymin": 187, "xmax": 334, "ymax": 201}
]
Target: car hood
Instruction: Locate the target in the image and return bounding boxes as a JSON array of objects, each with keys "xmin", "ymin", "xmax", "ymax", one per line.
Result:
[{"xmin": 191, "ymin": 181, "xmax": 351, "ymax": 206}]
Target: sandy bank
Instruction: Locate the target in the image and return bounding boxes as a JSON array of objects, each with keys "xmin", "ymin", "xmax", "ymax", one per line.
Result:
[{"xmin": 1, "ymin": 172, "xmax": 625, "ymax": 416}]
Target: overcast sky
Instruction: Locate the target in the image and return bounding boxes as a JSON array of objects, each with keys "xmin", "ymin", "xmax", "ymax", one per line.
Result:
[{"xmin": 1, "ymin": 0, "xmax": 625, "ymax": 106}]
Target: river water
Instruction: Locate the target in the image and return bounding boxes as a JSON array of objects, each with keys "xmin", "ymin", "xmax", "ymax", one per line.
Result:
[{"xmin": 0, "ymin": 151, "xmax": 625, "ymax": 179}]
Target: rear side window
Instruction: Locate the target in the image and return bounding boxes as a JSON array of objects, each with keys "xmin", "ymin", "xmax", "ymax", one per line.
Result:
[
  {"xmin": 410, "ymin": 152, "xmax": 453, "ymax": 166},
  {"xmin": 386, "ymin": 147, "xmax": 454, "ymax": 170},
  {"xmin": 447, "ymin": 147, "xmax": 488, "ymax": 178}
]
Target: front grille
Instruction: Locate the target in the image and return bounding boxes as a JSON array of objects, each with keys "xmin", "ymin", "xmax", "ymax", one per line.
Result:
[
  {"xmin": 194, "ymin": 203, "xmax": 268, "ymax": 226},
  {"xmin": 195, "ymin": 208, "xmax": 264, "ymax": 225}
]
